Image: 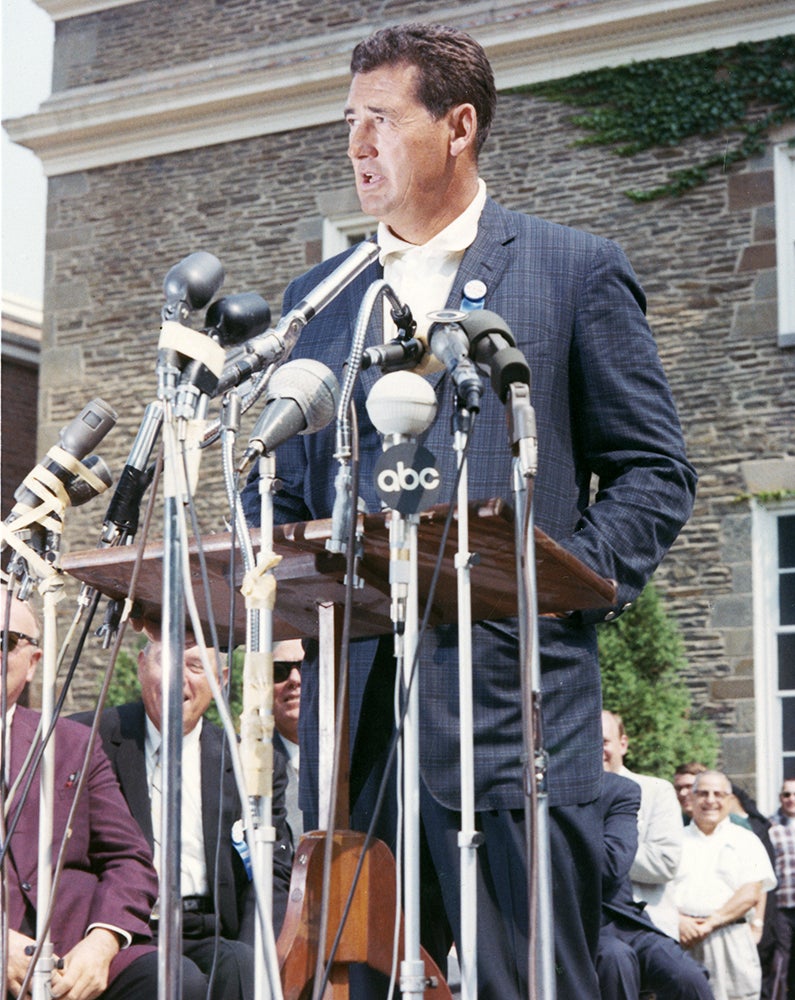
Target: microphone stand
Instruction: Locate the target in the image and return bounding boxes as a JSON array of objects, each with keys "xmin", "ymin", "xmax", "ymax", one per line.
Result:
[
  {"xmin": 451, "ymin": 402, "xmax": 480, "ymax": 1000},
  {"xmin": 505, "ymin": 382, "xmax": 556, "ymax": 1000},
  {"xmin": 242, "ymin": 450, "xmax": 281, "ymax": 1000},
  {"xmin": 31, "ymin": 578, "xmax": 63, "ymax": 1000},
  {"xmin": 158, "ymin": 410, "xmax": 186, "ymax": 1000}
]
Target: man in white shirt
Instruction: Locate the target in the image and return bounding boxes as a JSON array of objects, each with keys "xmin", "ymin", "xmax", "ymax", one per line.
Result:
[
  {"xmin": 675, "ymin": 770, "xmax": 777, "ymax": 1000},
  {"xmin": 602, "ymin": 709, "xmax": 683, "ymax": 938},
  {"xmin": 78, "ymin": 638, "xmax": 293, "ymax": 1000}
]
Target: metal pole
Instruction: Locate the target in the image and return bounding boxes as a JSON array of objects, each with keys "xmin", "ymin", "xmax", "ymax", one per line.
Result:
[{"xmin": 158, "ymin": 419, "xmax": 184, "ymax": 1000}]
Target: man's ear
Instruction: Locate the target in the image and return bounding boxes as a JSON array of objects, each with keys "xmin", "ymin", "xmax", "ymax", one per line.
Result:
[
  {"xmin": 25, "ymin": 649, "xmax": 41, "ymax": 685},
  {"xmin": 448, "ymin": 103, "xmax": 478, "ymax": 158}
]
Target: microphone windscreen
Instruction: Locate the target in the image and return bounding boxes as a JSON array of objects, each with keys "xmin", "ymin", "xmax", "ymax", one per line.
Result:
[
  {"xmin": 365, "ymin": 371, "xmax": 438, "ymax": 437},
  {"xmin": 266, "ymin": 358, "xmax": 340, "ymax": 435}
]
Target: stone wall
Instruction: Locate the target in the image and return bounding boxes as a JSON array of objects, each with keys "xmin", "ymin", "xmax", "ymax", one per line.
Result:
[{"xmin": 35, "ymin": 11, "xmax": 795, "ymax": 788}]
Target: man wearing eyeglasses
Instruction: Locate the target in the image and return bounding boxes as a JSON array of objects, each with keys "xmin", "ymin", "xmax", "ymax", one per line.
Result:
[
  {"xmin": 271, "ymin": 638, "xmax": 304, "ymax": 843},
  {"xmin": 74, "ymin": 637, "xmax": 293, "ymax": 1000},
  {"xmin": 1, "ymin": 589, "xmax": 194, "ymax": 1000},
  {"xmin": 674, "ymin": 770, "xmax": 777, "ymax": 1000},
  {"xmin": 769, "ymin": 779, "xmax": 795, "ymax": 998}
]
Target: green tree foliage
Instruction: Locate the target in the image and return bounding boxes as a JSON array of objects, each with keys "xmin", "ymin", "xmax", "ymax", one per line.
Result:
[
  {"xmin": 515, "ymin": 36, "xmax": 795, "ymax": 201},
  {"xmin": 598, "ymin": 584, "xmax": 718, "ymax": 778}
]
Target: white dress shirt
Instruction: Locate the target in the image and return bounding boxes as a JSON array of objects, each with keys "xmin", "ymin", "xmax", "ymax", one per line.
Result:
[{"xmin": 145, "ymin": 715, "xmax": 208, "ymax": 897}]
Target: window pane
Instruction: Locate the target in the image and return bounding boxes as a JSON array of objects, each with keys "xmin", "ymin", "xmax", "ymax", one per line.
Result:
[
  {"xmin": 780, "ymin": 515, "xmax": 795, "ymax": 568},
  {"xmin": 784, "ymin": 696, "xmax": 795, "ymax": 752},
  {"xmin": 782, "ymin": 573, "xmax": 795, "ymax": 626},
  {"xmin": 785, "ymin": 758, "xmax": 795, "ymax": 781},
  {"xmin": 780, "ymin": 634, "xmax": 795, "ymax": 690}
]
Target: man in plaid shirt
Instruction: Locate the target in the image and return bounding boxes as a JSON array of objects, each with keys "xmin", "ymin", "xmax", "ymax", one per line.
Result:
[{"xmin": 769, "ymin": 779, "xmax": 795, "ymax": 997}]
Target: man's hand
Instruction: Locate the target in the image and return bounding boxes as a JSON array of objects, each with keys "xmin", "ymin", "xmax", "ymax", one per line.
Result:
[
  {"xmin": 50, "ymin": 928, "xmax": 120, "ymax": 1000},
  {"xmin": 6, "ymin": 928, "xmax": 36, "ymax": 997},
  {"xmin": 5, "ymin": 929, "xmax": 61, "ymax": 998},
  {"xmin": 678, "ymin": 914, "xmax": 712, "ymax": 948}
]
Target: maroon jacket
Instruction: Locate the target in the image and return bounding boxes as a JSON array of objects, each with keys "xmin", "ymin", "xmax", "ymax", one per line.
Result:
[{"xmin": 5, "ymin": 706, "xmax": 158, "ymax": 980}]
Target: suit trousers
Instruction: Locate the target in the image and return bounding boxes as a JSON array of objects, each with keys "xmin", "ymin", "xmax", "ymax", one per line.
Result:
[
  {"xmin": 597, "ymin": 920, "xmax": 714, "ymax": 1000},
  {"xmin": 350, "ymin": 759, "xmax": 602, "ymax": 1000}
]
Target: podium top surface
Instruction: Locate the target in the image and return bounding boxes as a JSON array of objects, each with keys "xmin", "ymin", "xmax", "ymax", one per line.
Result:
[{"xmin": 62, "ymin": 499, "xmax": 616, "ymax": 644}]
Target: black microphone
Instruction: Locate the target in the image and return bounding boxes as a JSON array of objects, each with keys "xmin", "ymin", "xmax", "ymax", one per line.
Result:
[
  {"xmin": 427, "ymin": 310, "xmax": 483, "ymax": 413},
  {"xmin": 5, "ymin": 398, "xmax": 118, "ymax": 522},
  {"xmin": 360, "ymin": 336, "xmax": 426, "ymax": 372},
  {"xmin": 101, "ymin": 400, "xmax": 163, "ymax": 545},
  {"xmin": 238, "ymin": 358, "xmax": 340, "ymax": 472},
  {"xmin": 161, "ymin": 251, "xmax": 225, "ymax": 322},
  {"xmin": 174, "ymin": 293, "xmax": 272, "ymax": 420},
  {"xmin": 458, "ymin": 309, "xmax": 530, "ymax": 403}
]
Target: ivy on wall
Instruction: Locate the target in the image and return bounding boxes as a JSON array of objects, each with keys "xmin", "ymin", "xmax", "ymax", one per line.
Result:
[{"xmin": 512, "ymin": 35, "xmax": 795, "ymax": 201}]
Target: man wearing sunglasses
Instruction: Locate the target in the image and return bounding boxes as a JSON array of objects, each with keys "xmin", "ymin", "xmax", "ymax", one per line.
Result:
[
  {"xmin": 271, "ymin": 638, "xmax": 304, "ymax": 844},
  {"xmin": 769, "ymin": 779, "xmax": 795, "ymax": 997},
  {"xmin": 0, "ymin": 588, "xmax": 199, "ymax": 1000}
]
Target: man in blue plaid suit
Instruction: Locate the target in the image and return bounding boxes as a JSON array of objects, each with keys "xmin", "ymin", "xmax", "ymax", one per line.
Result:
[{"xmin": 243, "ymin": 22, "xmax": 697, "ymax": 999}]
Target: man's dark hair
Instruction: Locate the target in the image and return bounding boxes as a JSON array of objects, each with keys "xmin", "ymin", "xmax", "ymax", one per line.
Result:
[{"xmin": 350, "ymin": 22, "xmax": 497, "ymax": 155}]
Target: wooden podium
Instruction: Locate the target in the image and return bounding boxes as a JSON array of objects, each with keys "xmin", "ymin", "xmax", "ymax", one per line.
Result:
[{"xmin": 62, "ymin": 498, "xmax": 616, "ymax": 645}]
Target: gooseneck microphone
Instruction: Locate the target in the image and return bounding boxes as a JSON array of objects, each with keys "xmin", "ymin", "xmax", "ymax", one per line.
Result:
[
  {"xmin": 427, "ymin": 310, "xmax": 483, "ymax": 413},
  {"xmin": 238, "ymin": 358, "xmax": 341, "ymax": 472}
]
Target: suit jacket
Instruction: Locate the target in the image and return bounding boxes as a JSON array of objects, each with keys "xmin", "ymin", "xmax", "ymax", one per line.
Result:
[
  {"xmin": 77, "ymin": 701, "xmax": 292, "ymax": 942},
  {"xmin": 242, "ymin": 197, "xmax": 697, "ymax": 819},
  {"xmin": 620, "ymin": 766, "xmax": 683, "ymax": 938},
  {"xmin": 5, "ymin": 706, "xmax": 157, "ymax": 980},
  {"xmin": 273, "ymin": 730, "xmax": 302, "ymax": 843},
  {"xmin": 601, "ymin": 770, "xmax": 658, "ymax": 925}
]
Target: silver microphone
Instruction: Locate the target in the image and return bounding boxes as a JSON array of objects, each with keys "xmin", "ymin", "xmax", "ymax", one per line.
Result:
[{"xmin": 238, "ymin": 358, "xmax": 340, "ymax": 472}]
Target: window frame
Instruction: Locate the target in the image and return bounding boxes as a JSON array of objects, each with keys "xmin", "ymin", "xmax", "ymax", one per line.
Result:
[
  {"xmin": 774, "ymin": 141, "xmax": 795, "ymax": 348},
  {"xmin": 754, "ymin": 499, "xmax": 795, "ymax": 812}
]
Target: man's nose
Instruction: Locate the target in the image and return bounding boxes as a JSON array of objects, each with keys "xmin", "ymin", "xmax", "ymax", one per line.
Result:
[{"xmin": 348, "ymin": 121, "xmax": 375, "ymax": 158}]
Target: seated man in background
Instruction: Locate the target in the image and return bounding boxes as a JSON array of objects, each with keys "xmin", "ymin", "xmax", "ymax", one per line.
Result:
[
  {"xmin": 2, "ymin": 588, "xmax": 206, "ymax": 1000},
  {"xmin": 271, "ymin": 637, "xmax": 304, "ymax": 843},
  {"xmin": 602, "ymin": 709, "xmax": 683, "ymax": 939},
  {"xmin": 675, "ymin": 770, "xmax": 777, "ymax": 1000},
  {"xmin": 75, "ymin": 636, "xmax": 293, "ymax": 1000},
  {"xmin": 598, "ymin": 769, "xmax": 714, "ymax": 1000}
]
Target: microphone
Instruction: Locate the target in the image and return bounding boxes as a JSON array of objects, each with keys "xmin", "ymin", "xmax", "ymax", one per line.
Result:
[
  {"xmin": 238, "ymin": 358, "xmax": 340, "ymax": 472},
  {"xmin": 174, "ymin": 293, "xmax": 272, "ymax": 421},
  {"xmin": 215, "ymin": 240, "xmax": 380, "ymax": 396},
  {"xmin": 5, "ymin": 398, "xmax": 117, "ymax": 522},
  {"xmin": 66, "ymin": 455, "xmax": 113, "ymax": 507},
  {"xmin": 101, "ymin": 400, "xmax": 163, "ymax": 545},
  {"xmin": 427, "ymin": 310, "xmax": 483, "ymax": 413},
  {"xmin": 360, "ymin": 336, "xmax": 426, "ymax": 372},
  {"xmin": 365, "ymin": 372, "xmax": 441, "ymax": 515},
  {"xmin": 157, "ymin": 252, "xmax": 225, "ymax": 399},
  {"xmin": 457, "ymin": 309, "xmax": 531, "ymax": 403},
  {"xmin": 2, "ymin": 399, "xmax": 117, "ymax": 566},
  {"xmin": 161, "ymin": 251, "xmax": 225, "ymax": 322}
]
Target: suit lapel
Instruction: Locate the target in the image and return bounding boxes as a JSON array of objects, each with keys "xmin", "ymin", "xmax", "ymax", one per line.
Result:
[
  {"xmin": 200, "ymin": 724, "xmax": 224, "ymax": 888},
  {"xmin": 112, "ymin": 704, "xmax": 154, "ymax": 845}
]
